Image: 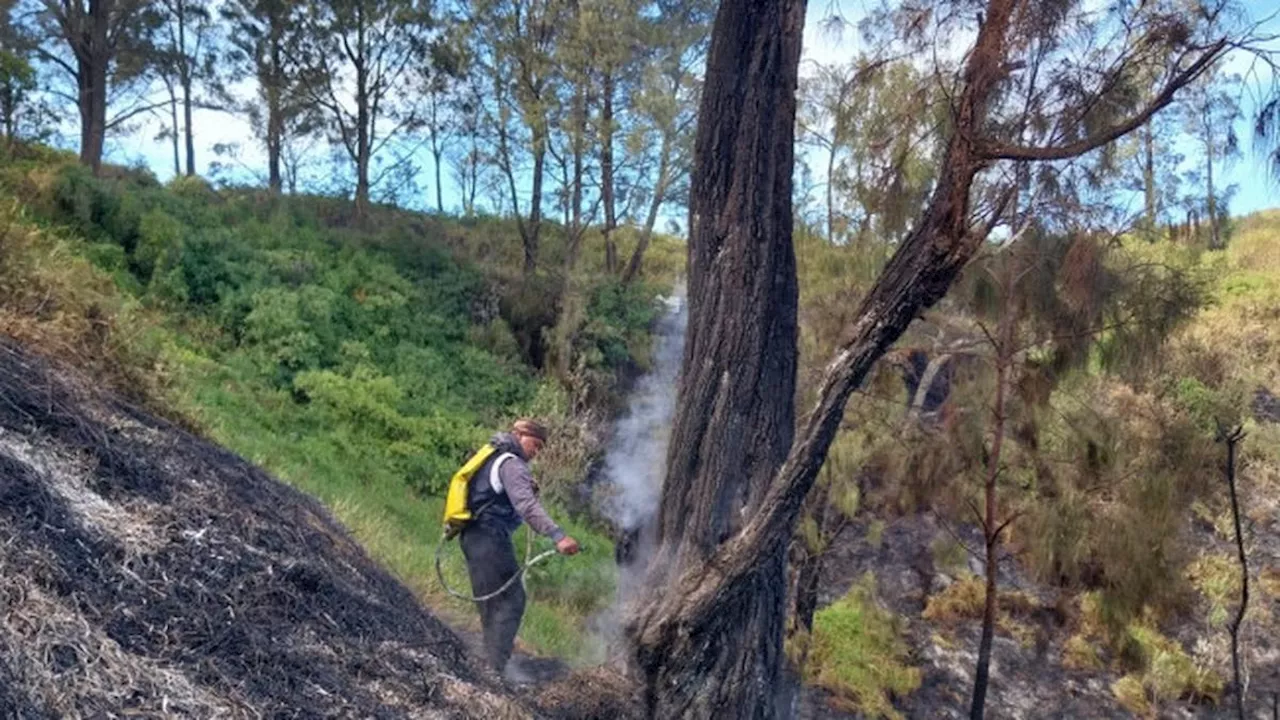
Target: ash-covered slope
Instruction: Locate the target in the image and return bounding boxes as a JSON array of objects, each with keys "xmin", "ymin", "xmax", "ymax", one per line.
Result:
[{"xmin": 0, "ymin": 340, "xmax": 534, "ymax": 719}]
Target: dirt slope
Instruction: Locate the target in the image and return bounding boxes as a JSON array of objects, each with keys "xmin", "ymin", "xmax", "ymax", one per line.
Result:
[{"xmin": 0, "ymin": 339, "xmax": 541, "ymax": 719}]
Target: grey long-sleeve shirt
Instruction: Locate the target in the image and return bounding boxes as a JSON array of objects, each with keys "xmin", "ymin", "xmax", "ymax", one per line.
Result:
[{"xmin": 496, "ymin": 455, "xmax": 566, "ymax": 542}]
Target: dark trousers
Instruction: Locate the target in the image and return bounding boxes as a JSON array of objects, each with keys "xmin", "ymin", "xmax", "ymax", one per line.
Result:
[{"xmin": 459, "ymin": 520, "xmax": 526, "ymax": 673}]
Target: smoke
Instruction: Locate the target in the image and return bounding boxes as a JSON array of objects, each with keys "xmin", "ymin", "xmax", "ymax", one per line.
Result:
[
  {"xmin": 603, "ymin": 284, "xmax": 687, "ymax": 527},
  {"xmin": 587, "ymin": 283, "xmax": 687, "ymax": 659}
]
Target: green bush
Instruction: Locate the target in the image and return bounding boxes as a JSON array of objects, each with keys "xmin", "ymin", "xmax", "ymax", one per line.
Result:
[{"xmin": 808, "ymin": 573, "xmax": 921, "ymax": 719}]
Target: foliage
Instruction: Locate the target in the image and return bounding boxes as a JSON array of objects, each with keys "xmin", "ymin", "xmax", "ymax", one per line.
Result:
[
  {"xmin": 1063, "ymin": 634, "xmax": 1103, "ymax": 671},
  {"xmin": 807, "ymin": 573, "xmax": 922, "ymax": 720},
  {"xmin": 1185, "ymin": 553, "xmax": 1242, "ymax": 628}
]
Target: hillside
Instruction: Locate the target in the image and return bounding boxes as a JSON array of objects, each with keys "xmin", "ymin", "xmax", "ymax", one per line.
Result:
[
  {"xmin": 5, "ymin": 142, "xmax": 1280, "ymax": 719},
  {"xmin": 790, "ymin": 211, "xmax": 1280, "ymax": 718},
  {"xmin": 0, "ymin": 338, "xmax": 529, "ymax": 717},
  {"xmin": 0, "ymin": 146, "xmax": 681, "ymax": 691}
]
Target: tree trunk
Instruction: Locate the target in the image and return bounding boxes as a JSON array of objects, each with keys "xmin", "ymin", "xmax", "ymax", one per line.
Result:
[
  {"xmin": 77, "ymin": 5, "xmax": 110, "ymax": 175},
  {"xmin": 179, "ymin": 7, "xmax": 196, "ymax": 176},
  {"xmin": 434, "ymin": 146, "xmax": 444, "ymax": 213},
  {"xmin": 1221, "ymin": 426, "xmax": 1249, "ymax": 720},
  {"xmin": 627, "ymin": 2, "xmax": 1020, "ymax": 717},
  {"xmin": 354, "ymin": 73, "xmax": 371, "ymax": 218},
  {"xmin": 601, "ymin": 68, "xmax": 618, "ymax": 274},
  {"xmin": 1143, "ymin": 122, "xmax": 1156, "ymax": 237},
  {"xmin": 525, "ymin": 130, "xmax": 546, "ymax": 274},
  {"xmin": 267, "ymin": 104, "xmax": 283, "ymax": 193},
  {"xmin": 266, "ymin": 24, "xmax": 284, "ymax": 194},
  {"xmin": 168, "ymin": 82, "xmax": 181, "ymax": 177},
  {"xmin": 183, "ymin": 78, "xmax": 196, "ymax": 176},
  {"xmin": 622, "ymin": 129, "xmax": 673, "ymax": 285},
  {"xmin": 352, "ymin": 12, "xmax": 371, "ymax": 218},
  {"xmin": 971, "ymin": 268, "xmax": 1016, "ymax": 720},
  {"xmin": 625, "ymin": 2, "xmax": 805, "ymax": 717}
]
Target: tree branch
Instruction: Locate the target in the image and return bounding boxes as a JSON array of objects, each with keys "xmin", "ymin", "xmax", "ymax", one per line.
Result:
[{"xmin": 979, "ymin": 41, "xmax": 1229, "ymax": 161}]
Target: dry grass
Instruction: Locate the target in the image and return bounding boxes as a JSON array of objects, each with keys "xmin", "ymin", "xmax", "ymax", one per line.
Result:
[
  {"xmin": 1112, "ymin": 674, "xmax": 1153, "ymax": 718},
  {"xmin": 1062, "ymin": 634, "xmax": 1103, "ymax": 671},
  {"xmin": 1185, "ymin": 553, "xmax": 1245, "ymax": 628},
  {"xmin": 923, "ymin": 575, "xmax": 1039, "ymax": 622},
  {"xmin": 0, "ymin": 199, "xmax": 168, "ymax": 409},
  {"xmin": 534, "ymin": 667, "xmax": 644, "ymax": 720}
]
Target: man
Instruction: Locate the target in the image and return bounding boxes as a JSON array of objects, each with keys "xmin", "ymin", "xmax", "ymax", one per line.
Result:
[{"xmin": 460, "ymin": 418, "xmax": 579, "ymax": 676}]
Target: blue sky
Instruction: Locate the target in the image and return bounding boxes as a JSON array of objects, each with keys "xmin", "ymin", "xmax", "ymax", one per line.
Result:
[
  {"xmin": 102, "ymin": 1, "xmax": 1280, "ymax": 222},
  {"xmin": 800, "ymin": 0, "xmax": 1280, "ymax": 219}
]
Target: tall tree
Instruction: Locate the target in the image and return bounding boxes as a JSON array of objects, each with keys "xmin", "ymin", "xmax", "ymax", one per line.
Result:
[
  {"xmin": 153, "ymin": 0, "xmax": 218, "ymax": 176},
  {"xmin": 473, "ymin": 0, "xmax": 565, "ymax": 274},
  {"xmin": 31, "ymin": 0, "xmax": 159, "ymax": 173},
  {"xmin": 296, "ymin": 0, "xmax": 434, "ymax": 217},
  {"xmin": 620, "ymin": 0, "xmax": 709, "ymax": 283},
  {"xmin": 221, "ymin": 0, "xmax": 314, "ymax": 193},
  {"xmin": 1, "ymin": 0, "xmax": 46, "ymax": 151},
  {"xmin": 1183, "ymin": 68, "xmax": 1241, "ymax": 249},
  {"xmin": 625, "ymin": 1, "xmax": 1236, "ymax": 717}
]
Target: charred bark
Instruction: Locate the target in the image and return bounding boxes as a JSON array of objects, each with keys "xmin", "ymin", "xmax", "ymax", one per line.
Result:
[
  {"xmin": 1218, "ymin": 424, "xmax": 1248, "ymax": 720},
  {"xmin": 627, "ymin": 3, "xmax": 1018, "ymax": 716},
  {"xmin": 626, "ymin": 1, "xmax": 805, "ymax": 717}
]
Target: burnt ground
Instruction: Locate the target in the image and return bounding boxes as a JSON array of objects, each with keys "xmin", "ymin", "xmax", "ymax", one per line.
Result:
[
  {"xmin": 0, "ymin": 339, "xmax": 546, "ymax": 718},
  {"xmin": 804, "ymin": 509, "xmax": 1280, "ymax": 719}
]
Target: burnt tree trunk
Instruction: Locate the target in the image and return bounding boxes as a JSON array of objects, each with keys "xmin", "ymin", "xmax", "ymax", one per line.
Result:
[
  {"xmin": 627, "ymin": 2, "xmax": 1021, "ymax": 717},
  {"xmin": 1220, "ymin": 425, "xmax": 1249, "ymax": 720},
  {"xmin": 626, "ymin": 2, "xmax": 804, "ymax": 717},
  {"xmin": 971, "ymin": 260, "xmax": 1017, "ymax": 720}
]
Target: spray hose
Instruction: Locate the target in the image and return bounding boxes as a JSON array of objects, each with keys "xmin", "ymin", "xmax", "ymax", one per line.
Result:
[{"xmin": 434, "ymin": 527, "xmax": 565, "ymax": 603}]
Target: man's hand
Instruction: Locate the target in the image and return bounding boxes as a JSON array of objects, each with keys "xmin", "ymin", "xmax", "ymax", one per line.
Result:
[{"xmin": 556, "ymin": 536, "xmax": 580, "ymax": 555}]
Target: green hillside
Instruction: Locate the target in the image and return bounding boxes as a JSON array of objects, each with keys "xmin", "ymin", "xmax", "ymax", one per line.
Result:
[{"xmin": 0, "ymin": 145, "xmax": 683, "ymax": 663}]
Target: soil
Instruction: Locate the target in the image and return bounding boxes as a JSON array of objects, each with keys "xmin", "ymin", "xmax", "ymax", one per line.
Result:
[{"xmin": 803, "ymin": 507, "xmax": 1280, "ymax": 719}]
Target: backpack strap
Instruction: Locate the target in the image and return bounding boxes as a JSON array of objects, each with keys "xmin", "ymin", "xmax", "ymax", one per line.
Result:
[{"xmin": 488, "ymin": 452, "xmax": 517, "ymax": 494}]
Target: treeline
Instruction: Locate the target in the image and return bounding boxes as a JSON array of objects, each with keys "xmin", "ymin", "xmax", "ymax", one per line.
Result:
[
  {"xmin": 792, "ymin": 43, "xmax": 1251, "ymax": 254},
  {"xmin": 0, "ymin": 0, "xmax": 714, "ymax": 278}
]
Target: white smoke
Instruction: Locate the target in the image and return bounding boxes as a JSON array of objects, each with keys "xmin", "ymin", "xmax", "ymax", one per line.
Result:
[
  {"xmin": 601, "ymin": 283, "xmax": 687, "ymax": 542},
  {"xmin": 586, "ymin": 283, "xmax": 687, "ymax": 663}
]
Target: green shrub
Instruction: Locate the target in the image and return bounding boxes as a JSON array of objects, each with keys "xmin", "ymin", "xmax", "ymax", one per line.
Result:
[{"xmin": 808, "ymin": 573, "xmax": 921, "ymax": 720}]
